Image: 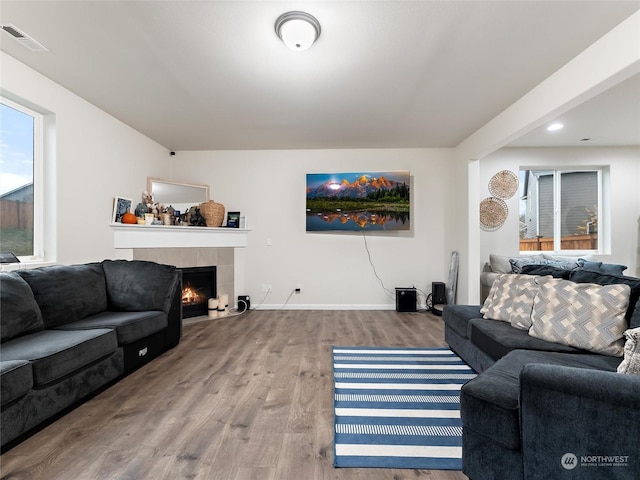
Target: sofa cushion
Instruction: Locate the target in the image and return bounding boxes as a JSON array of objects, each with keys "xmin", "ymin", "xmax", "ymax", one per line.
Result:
[
  {"xmin": 55, "ymin": 310, "xmax": 167, "ymax": 345},
  {"xmin": 17, "ymin": 263, "xmax": 108, "ymax": 328},
  {"xmin": 0, "ymin": 360, "xmax": 33, "ymax": 406},
  {"xmin": 0, "ymin": 329, "xmax": 117, "ymax": 386},
  {"xmin": 0, "ymin": 272, "xmax": 44, "ymax": 342},
  {"xmin": 460, "ymin": 350, "xmax": 620, "ymax": 450},
  {"xmin": 489, "ymin": 254, "xmax": 543, "ymax": 274},
  {"xmin": 442, "ymin": 305, "xmax": 482, "ymax": 339},
  {"xmin": 569, "ymin": 270, "xmax": 640, "ymax": 326},
  {"xmin": 529, "ymin": 279, "xmax": 629, "ymax": 356},
  {"xmin": 102, "ymin": 260, "xmax": 179, "ymax": 313},
  {"xmin": 618, "ymin": 327, "xmax": 640, "ymax": 375},
  {"xmin": 469, "ymin": 318, "xmax": 584, "ymax": 361}
]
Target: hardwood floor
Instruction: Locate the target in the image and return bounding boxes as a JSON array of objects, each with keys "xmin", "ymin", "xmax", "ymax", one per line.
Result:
[{"xmin": 1, "ymin": 310, "xmax": 469, "ymax": 480}]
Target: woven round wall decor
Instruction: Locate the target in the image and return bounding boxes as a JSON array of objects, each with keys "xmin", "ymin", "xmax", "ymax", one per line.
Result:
[
  {"xmin": 480, "ymin": 197, "xmax": 508, "ymax": 231},
  {"xmin": 488, "ymin": 170, "xmax": 518, "ymax": 199}
]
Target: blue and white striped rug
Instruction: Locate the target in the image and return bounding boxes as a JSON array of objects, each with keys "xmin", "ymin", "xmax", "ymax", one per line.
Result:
[{"xmin": 332, "ymin": 346, "xmax": 476, "ymax": 470}]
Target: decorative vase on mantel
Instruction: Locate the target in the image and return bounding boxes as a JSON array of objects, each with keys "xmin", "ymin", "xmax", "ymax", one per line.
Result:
[
  {"xmin": 134, "ymin": 202, "xmax": 147, "ymax": 218},
  {"xmin": 199, "ymin": 200, "xmax": 225, "ymax": 227}
]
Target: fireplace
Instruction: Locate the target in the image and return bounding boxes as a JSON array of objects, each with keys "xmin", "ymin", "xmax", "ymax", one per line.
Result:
[{"xmin": 180, "ymin": 266, "xmax": 217, "ymax": 318}]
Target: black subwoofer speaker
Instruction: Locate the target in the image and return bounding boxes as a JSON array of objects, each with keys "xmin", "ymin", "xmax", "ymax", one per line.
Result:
[
  {"xmin": 432, "ymin": 282, "xmax": 446, "ymax": 305},
  {"xmin": 237, "ymin": 295, "xmax": 251, "ymax": 313},
  {"xmin": 395, "ymin": 287, "xmax": 417, "ymax": 312}
]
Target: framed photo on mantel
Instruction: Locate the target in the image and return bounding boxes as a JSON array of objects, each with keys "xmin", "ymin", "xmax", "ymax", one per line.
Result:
[
  {"xmin": 112, "ymin": 196, "xmax": 132, "ymax": 223},
  {"xmin": 226, "ymin": 211, "xmax": 240, "ymax": 228}
]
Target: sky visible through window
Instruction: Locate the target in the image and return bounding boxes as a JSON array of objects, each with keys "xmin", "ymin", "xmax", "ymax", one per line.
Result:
[{"xmin": 0, "ymin": 102, "xmax": 34, "ymax": 196}]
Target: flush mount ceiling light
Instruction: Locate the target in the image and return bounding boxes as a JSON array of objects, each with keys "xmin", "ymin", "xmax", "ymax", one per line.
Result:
[
  {"xmin": 275, "ymin": 11, "xmax": 321, "ymax": 51},
  {"xmin": 547, "ymin": 122, "xmax": 564, "ymax": 131}
]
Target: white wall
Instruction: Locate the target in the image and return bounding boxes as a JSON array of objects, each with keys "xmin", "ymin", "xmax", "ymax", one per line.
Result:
[
  {"xmin": 479, "ymin": 146, "xmax": 640, "ymax": 277},
  {"xmin": 638, "ymin": 164, "xmax": 640, "ymax": 274},
  {"xmin": 1, "ymin": 53, "xmax": 172, "ymax": 264},
  {"xmin": 174, "ymin": 148, "xmax": 453, "ymax": 309}
]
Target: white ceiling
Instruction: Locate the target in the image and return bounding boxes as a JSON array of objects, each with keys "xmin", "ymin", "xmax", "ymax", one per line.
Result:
[
  {"xmin": 510, "ymin": 72, "xmax": 640, "ymax": 147},
  {"xmin": 1, "ymin": 1, "xmax": 639, "ymax": 151}
]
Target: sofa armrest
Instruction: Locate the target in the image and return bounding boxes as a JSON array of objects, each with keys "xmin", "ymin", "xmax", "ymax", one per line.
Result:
[
  {"xmin": 520, "ymin": 364, "xmax": 640, "ymax": 480},
  {"xmin": 165, "ymin": 270, "xmax": 182, "ymax": 349},
  {"xmin": 479, "ymin": 271, "xmax": 498, "ymax": 302}
]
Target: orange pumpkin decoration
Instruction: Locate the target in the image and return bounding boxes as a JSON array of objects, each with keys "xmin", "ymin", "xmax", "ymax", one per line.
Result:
[{"xmin": 122, "ymin": 211, "xmax": 137, "ymax": 224}]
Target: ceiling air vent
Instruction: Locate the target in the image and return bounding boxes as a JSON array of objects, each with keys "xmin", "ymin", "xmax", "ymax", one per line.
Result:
[{"xmin": 1, "ymin": 24, "xmax": 48, "ymax": 52}]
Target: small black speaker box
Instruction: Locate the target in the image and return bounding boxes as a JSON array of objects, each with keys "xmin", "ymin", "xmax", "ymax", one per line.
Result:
[
  {"xmin": 237, "ymin": 295, "xmax": 251, "ymax": 313},
  {"xmin": 432, "ymin": 282, "xmax": 446, "ymax": 305},
  {"xmin": 395, "ymin": 287, "xmax": 417, "ymax": 312}
]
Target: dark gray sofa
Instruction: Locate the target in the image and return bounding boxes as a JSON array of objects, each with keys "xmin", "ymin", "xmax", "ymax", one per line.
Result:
[
  {"xmin": 443, "ymin": 268, "xmax": 640, "ymax": 480},
  {"xmin": 0, "ymin": 260, "xmax": 182, "ymax": 449}
]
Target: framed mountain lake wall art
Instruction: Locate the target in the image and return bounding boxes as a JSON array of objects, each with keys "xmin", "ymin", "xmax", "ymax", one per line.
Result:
[{"xmin": 306, "ymin": 171, "xmax": 410, "ymax": 232}]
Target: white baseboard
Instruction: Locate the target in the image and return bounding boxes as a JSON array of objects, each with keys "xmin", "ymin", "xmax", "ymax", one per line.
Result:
[{"xmin": 252, "ymin": 303, "xmax": 428, "ymax": 311}]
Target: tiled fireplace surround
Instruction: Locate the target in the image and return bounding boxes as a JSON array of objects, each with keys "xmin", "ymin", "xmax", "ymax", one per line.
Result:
[{"xmin": 132, "ymin": 247, "xmax": 235, "ymax": 306}]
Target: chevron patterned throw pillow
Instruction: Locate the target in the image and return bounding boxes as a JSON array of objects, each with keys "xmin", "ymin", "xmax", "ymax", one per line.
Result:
[
  {"xmin": 529, "ymin": 278, "xmax": 630, "ymax": 356},
  {"xmin": 481, "ymin": 274, "xmax": 548, "ymax": 325}
]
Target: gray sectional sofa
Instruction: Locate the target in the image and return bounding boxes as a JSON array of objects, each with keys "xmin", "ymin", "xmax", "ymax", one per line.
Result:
[
  {"xmin": 443, "ymin": 265, "xmax": 640, "ymax": 480},
  {"xmin": 0, "ymin": 260, "xmax": 182, "ymax": 449}
]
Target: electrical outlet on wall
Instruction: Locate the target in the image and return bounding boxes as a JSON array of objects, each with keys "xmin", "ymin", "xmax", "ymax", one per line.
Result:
[{"xmin": 295, "ymin": 284, "xmax": 302, "ymax": 294}]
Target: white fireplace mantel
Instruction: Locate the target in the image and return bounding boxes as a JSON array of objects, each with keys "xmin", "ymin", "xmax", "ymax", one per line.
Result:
[{"xmin": 110, "ymin": 223, "xmax": 250, "ymax": 249}]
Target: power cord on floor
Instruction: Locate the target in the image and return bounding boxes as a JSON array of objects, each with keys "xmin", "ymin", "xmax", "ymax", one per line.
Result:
[{"xmin": 251, "ymin": 289, "xmax": 271, "ymax": 311}]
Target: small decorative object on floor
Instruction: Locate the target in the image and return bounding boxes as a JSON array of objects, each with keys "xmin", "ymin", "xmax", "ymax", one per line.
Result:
[
  {"xmin": 208, "ymin": 298, "xmax": 218, "ymax": 318},
  {"xmin": 332, "ymin": 346, "xmax": 476, "ymax": 470},
  {"xmin": 199, "ymin": 200, "xmax": 225, "ymax": 227},
  {"xmin": 446, "ymin": 251, "xmax": 459, "ymax": 306},
  {"xmin": 218, "ymin": 294, "xmax": 229, "ymax": 315}
]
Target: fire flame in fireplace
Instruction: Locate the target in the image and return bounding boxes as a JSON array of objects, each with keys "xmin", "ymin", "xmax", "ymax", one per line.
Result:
[{"xmin": 182, "ymin": 284, "xmax": 205, "ymax": 306}]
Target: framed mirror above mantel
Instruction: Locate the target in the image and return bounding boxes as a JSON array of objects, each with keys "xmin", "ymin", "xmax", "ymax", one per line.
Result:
[{"xmin": 147, "ymin": 178, "xmax": 209, "ymax": 211}]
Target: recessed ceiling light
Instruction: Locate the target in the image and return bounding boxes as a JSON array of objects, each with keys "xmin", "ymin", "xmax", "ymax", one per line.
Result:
[{"xmin": 547, "ymin": 123, "xmax": 564, "ymax": 132}]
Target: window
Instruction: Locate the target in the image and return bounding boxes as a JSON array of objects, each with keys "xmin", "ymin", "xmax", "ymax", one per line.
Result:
[
  {"xmin": 519, "ymin": 169, "xmax": 602, "ymax": 252},
  {"xmin": 0, "ymin": 97, "xmax": 43, "ymax": 260}
]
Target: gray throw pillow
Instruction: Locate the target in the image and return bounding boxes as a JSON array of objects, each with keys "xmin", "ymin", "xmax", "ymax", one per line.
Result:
[
  {"xmin": 617, "ymin": 328, "xmax": 640, "ymax": 375},
  {"xmin": 577, "ymin": 258, "xmax": 627, "ymax": 276}
]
